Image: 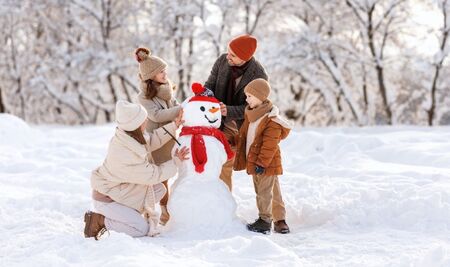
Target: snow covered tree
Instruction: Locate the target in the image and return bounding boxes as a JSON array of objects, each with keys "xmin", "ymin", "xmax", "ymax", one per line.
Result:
[
  {"xmin": 426, "ymin": 0, "xmax": 450, "ymax": 125},
  {"xmin": 0, "ymin": 0, "xmax": 449, "ymax": 126}
]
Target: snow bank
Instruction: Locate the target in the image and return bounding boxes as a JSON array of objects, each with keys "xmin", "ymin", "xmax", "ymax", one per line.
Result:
[
  {"xmin": 281, "ymin": 128, "xmax": 450, "ymax": 233},
  {"xmin": 0, "ymin": 114, "xmax": 43, "ymax": 147}
]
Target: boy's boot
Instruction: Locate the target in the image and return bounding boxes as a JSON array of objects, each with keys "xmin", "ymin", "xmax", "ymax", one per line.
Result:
[
  {"xmin": 274, "ymin": 220, "xmax": 290, "ymax": 234},
  {"xmin": 247, "ymin": 217, "xmax": 272, "ymax": 234}
]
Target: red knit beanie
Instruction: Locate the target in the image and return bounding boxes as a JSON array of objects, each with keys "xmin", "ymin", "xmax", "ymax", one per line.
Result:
[{"xmin": 229, "ymin": 34, "xmax": 257, "ymax": 61}]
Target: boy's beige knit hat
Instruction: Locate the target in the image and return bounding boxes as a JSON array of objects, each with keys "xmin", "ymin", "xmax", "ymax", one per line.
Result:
[
  {"xmin": 244, "ymin": 78, "xmax": 271, "ymax": 101},
  {"xmin": 135, "ymin": 47, "xmax": 167, "ymax": 81}
]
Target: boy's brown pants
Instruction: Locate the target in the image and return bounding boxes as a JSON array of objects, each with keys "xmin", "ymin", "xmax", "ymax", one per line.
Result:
[{"xmin": 252, "ymin": 174, "xmax": 286, "ymax": 222}]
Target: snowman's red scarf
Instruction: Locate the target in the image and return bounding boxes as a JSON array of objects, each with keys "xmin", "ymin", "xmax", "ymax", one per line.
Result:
[{"xmin": 180, "ymin": 126, "xmax": 234, "ymax": 173}]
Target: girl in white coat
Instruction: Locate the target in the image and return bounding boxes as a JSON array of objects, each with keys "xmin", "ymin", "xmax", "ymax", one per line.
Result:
[{"xmin": 84, "ymin": 100, "xmax": 188, "ymax": 240}]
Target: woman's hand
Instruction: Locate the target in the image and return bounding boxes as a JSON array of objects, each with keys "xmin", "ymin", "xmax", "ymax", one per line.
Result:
[
  {"xmin": 174, "ymin": 108, "xmax": 184, "ymax": 128},
  {"xmin": 174, "ymin": 146, "xmax": 190, "ymax": 161}
]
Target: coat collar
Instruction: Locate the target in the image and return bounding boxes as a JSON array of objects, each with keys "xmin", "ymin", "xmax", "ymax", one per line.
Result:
[
  {"xmin": 241, "ymin": 105, "xmax": 293, "ymax": 141},
  {"xmin": 137, "ymin": 91, "xmax": 171, "ymax": 109},
  {"xmin": 267, "ymin": 105, "xmax": 294, "ymax": 130}
]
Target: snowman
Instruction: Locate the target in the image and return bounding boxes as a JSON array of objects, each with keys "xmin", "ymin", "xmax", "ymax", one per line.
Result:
[{"xmin": 166, "ymin": 83, "xmax": 238, "ymax": 237}]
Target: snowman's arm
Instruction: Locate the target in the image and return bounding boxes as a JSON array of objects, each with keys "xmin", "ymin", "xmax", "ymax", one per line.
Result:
[
  {"xmin": 147, "ymin": 105, "xmax": 181, "ymax": 123},
  {"xmin": 147, "ymin": 122, "xmax": 177, "ymax": 152}
]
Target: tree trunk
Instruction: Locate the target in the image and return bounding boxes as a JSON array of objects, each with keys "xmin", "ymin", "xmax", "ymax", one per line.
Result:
[
  {"xmin": 185, "ymin": 32, "xmax": 194, "ymax": 96},
  {"xmin": 175, "ymin": 37, "xmax": 185, "ymax": 99},
  {"xmin": 375, "ymin": 65, "xmax": 392, "ymax": 124},
  {"xmin": 106, "ymin": 74, "xmax": 117, "ymax": 122},
  {"xmin": 104, "ymin": 110, "xmax": 111, "ymax": 122},
  {"xmin": 0, "ymin": 86, "xmax": 5, "ymax": 113},
  {"xmin": 120, "ymin": 76, "xmax": 132, "ymax": 102},
  {"xmin": 367, "ymin": 6, "xmax": 392, "ymax": 124},
  {"xmin": 319, "ymin": 56, "xmax": 360, "ymax": 123},
  {"xmin": 107, "ymin": 74, "xmax": 118, "ymax": 103},
  {"xmin": 17, "ymin": 78, "xmax": 26, "ymax": 120},
  {"xmin": 428, "ymin": 0, "xmax": 449, "ymax": 126},
  {"xmin": 244, "ymin": 3, "xmax": 250, "ymax": 34},
  {"xmin": 9, "ymin": 24, "xmax": 26, "ymax": 119},
  {"xmin": 428, "ymin": 68, "xmax": 440, "ymax": 126},
  {"xmin": 244, "ymin": 0, "xmax": 271, "ymax": 35},
  {"xmin": 361, "ymin": 63, "xmax": 368, "ymax": 111}
]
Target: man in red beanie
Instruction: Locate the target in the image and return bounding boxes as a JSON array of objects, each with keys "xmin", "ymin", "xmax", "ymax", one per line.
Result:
[
  {"xmin": 204, "ymin": 34, "xmax": 290, "ymax": 234},
  {"xmin": 205, "ymin": 34, "xmax": 267, "ymax": 192}
]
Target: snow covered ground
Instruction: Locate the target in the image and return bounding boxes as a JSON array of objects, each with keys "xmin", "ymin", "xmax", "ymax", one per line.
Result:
[{"xmin": 1, "ymin": 113, "xmax": 450, "ymax": 267}]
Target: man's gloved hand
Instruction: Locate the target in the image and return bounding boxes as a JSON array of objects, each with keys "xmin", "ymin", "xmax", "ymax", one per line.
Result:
[{"xmin": 255, "ymin": 165, "xmax": 265, "ymax": 175}]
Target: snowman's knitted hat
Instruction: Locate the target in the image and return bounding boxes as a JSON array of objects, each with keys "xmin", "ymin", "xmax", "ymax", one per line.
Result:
[{"xmin": 189, "ymin": 83, "xmax": 220, "ymax": 103}]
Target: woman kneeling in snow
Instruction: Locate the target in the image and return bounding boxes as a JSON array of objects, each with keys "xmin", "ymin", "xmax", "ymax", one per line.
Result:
[{"xmin": 84, "ymin": 100, "xmax": 189, "ymax": 240}]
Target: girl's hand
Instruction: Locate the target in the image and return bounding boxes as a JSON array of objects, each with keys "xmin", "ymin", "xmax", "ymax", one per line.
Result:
[
  {"xmin": 174, "ymin": 146, "xmax": 190, "ymax": 161},
  {"xmin": 174, "ymin": 108, "xmax": 184, "ymax": 128}
]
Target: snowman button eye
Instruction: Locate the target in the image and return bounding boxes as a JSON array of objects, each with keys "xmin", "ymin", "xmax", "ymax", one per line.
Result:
[{"xmin": 200, "ymin": 106, "xmax": 205, "ymax": 112}]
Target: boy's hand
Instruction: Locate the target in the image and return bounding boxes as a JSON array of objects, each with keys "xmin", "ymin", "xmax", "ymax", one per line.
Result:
[{"xmin": 255, "ymin": 165, "xmax": 265, "ymax": 175}]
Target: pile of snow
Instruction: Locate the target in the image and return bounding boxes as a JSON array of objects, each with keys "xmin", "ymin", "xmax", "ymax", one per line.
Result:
[
  {"xmin": 0, "ymin": 114, "xmax": 43, "ymax": 147},
  {"xmin": 1, "ymin": 114, "xmax": 450, "ymax": 266}
]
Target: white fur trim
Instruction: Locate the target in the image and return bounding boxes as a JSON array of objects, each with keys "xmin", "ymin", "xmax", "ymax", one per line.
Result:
[{"xmin": 268, "ymin": 105, "xmax": 294, "ymax": 129}]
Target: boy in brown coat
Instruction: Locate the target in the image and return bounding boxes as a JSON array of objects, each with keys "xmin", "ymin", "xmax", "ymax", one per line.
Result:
[{"xmin": 234, "ymin": 78, "xmax": 293, "ymax": 234}]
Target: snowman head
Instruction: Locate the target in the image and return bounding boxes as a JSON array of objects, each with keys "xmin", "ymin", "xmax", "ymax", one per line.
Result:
[{"xmin": 182, "ymin": 83, "xmax": 222, "ymax": 128}]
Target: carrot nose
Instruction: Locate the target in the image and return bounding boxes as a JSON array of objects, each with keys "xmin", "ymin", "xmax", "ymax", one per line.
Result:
[{"xmin": 209, "ymin": 107, "xmax": 220, "ymax": 113}]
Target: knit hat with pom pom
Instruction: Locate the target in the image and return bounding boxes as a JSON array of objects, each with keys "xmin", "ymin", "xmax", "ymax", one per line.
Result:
[{"xmin": 135, "ymin": 47, "xmax": 167, "ymax": 81}]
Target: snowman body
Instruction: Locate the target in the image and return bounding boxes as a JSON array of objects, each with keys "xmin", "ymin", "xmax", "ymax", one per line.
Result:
[{"xmin": 167, "ymin": 85, "xmax": 237, "ymax": 236}]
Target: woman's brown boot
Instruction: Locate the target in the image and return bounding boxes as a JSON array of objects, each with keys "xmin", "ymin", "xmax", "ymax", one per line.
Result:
[{"xmin": 84, "ymin": 211, "xmax": 107, "ymax": 240}]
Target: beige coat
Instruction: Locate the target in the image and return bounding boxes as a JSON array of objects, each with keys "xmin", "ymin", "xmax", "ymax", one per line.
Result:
[
  {"xmin": 90, "ymin": 122, "xmax": 178, "ymax": 213},
  {"xmin": 137, "ymin": 92, "xmax": 181, "ymax": 164}
]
